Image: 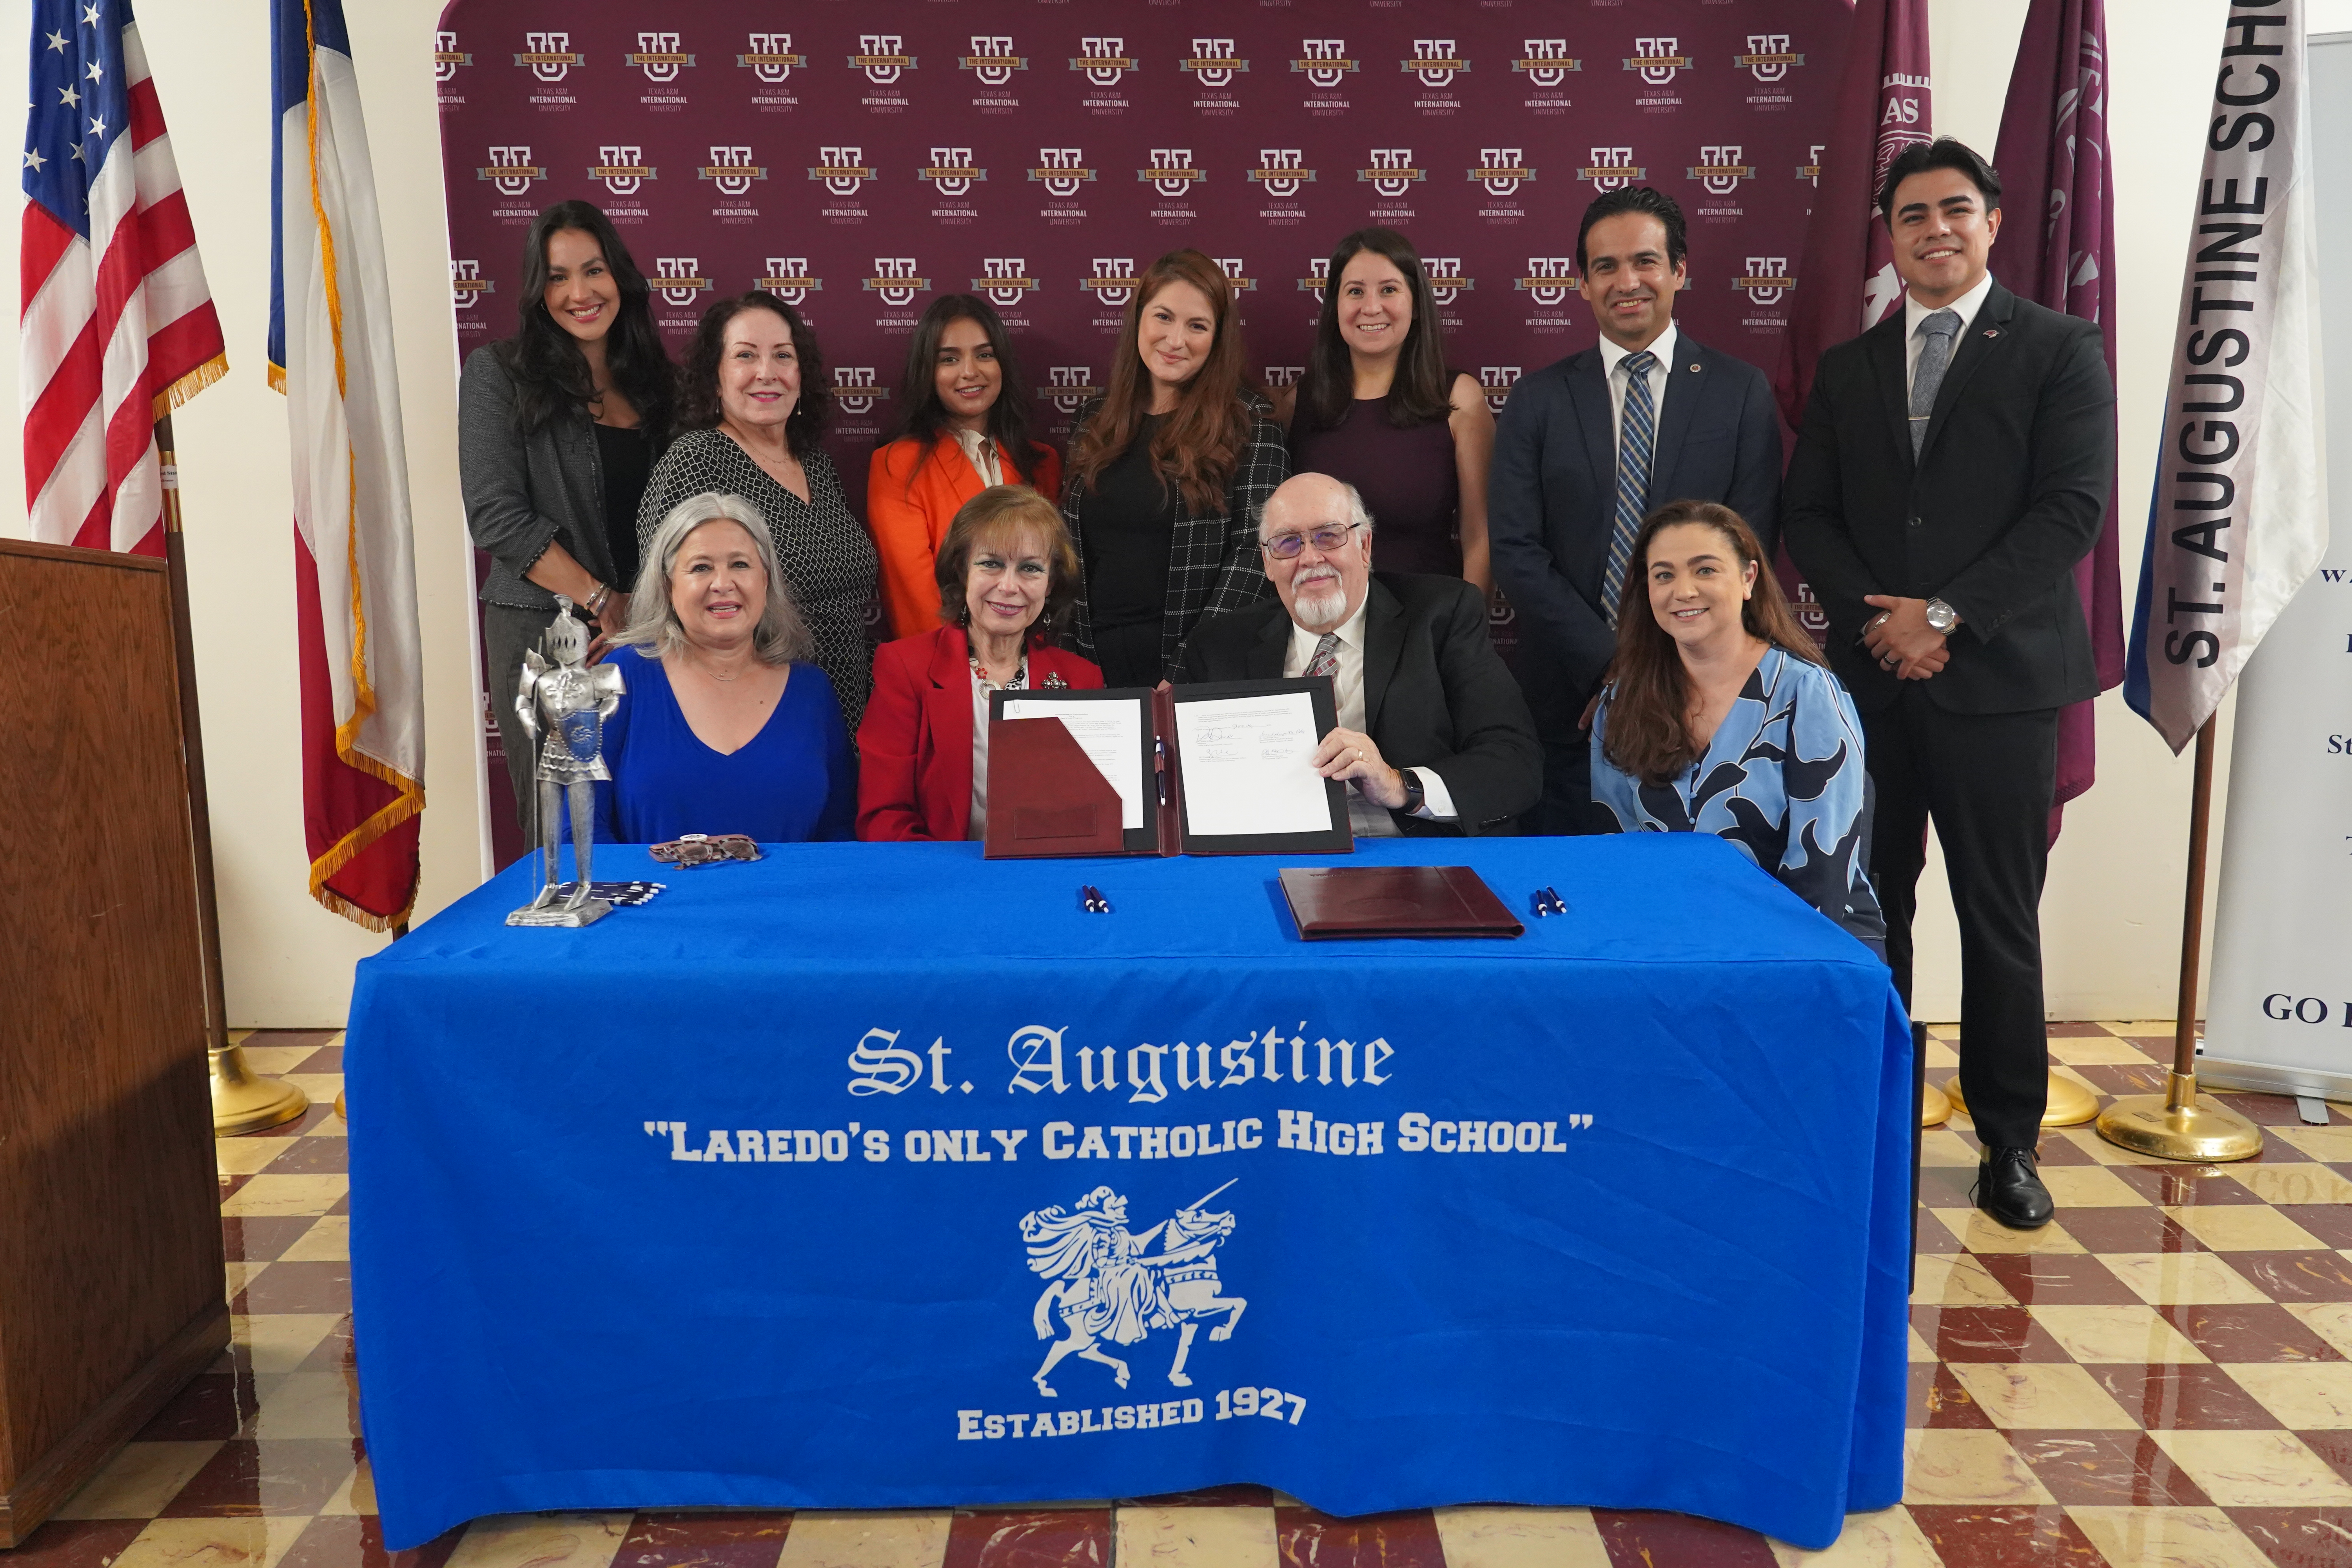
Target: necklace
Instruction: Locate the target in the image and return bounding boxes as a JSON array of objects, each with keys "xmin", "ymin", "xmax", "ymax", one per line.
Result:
[{"xmin": 969, "ymin": 650, "xmax": 1028, "ymax": 691}]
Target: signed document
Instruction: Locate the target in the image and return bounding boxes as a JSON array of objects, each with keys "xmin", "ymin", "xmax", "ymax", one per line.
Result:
[
  {"xmin": 1172, "ymin": 691, "xmax": 1332, "ymax": 838},
  {"xmin": 1002, "ymin": 695, "xmax": 1145, "ymax": 830}
]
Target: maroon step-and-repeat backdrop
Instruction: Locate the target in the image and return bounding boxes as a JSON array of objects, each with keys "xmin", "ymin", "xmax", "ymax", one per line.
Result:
[{"xmin": 434, "ymin": 0, "xmax": 1852, "ymax": 858}]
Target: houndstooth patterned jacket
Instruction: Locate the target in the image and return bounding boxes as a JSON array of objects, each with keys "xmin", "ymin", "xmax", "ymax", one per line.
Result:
[{"xmin": 1060, "ymin": 392, "xmax": 1290, "ymax": 681}]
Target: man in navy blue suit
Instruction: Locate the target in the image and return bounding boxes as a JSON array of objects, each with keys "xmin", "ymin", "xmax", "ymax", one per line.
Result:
[{"xmin": 1489, "ymin": 187, "xmax": 1783, "ymax": 834}]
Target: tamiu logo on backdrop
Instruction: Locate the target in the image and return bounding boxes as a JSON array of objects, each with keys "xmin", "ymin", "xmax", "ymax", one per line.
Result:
[
  {"xmin": 515, "ymin": 30, "xmax": 583, "ymax": 82},
  {"xmin": 1250, "ymin": 149, "xmax": 1314, "ymax": 200},
  {"xmin": 1215, "ymin": 257, "xmax": 1256, "ymax": 295},
  {"xmin": 1045, "ymin": 367, "xmax": 1100, "ymax": 416},
  {"xmin": 435, "ymin": 31, "xmax": 471, "ymax": 82},
  {"xmin": 1624, "ymin": 36, "xmax": 1691, "ymax": 87},
  {"xmin": 1140, "ymin": 149, "xmax": 1205, "ymax": 199},
  {"xmin": 811, "ymin": 147, "xmax": 877, "ymax": 198},
  {"xmin": 1083, "ymin": 259, "xmax": 1141, "ymax": 309},
  {"xmin": 974, "ymin": 259, "xmax": 1039, "ymax": 309},
  {"xmin": 1033, "ymin": 148, "xmax": 1096, "ymax": 199},
  {"xmin": 1734, "ymin": 258, "xmax": 1796, "ymax": 309},
  {"xmin": 701, "ymin": 147, "xmax": 766, "ymax": 199},
  {"xmin": 450, "ymin": 260, "xmax": 493, "ymax": 312},
  {"xmin": 1297, "ymin": 257, "xmax": 1330, "ymax": 305},
  {"xmin": 1183, "ymin": 38, "xmax": 1248, "ymax": 90},
  {"xmin": 1479, "ymin": 367, "xmax": 1522, "ymax": 416},
  {"xmin": 739, "ymin": 33, "xmax": 804, "ymax": 83},
  {"xmin": 1403, "ymin": 39, "xmax": 1466, "ymax": 89},
  {"xmin": 964, "ymin": 35, "xmax": 1027, "ymax": 88},
  {"xmin": 652, "ymin": 259, "xmax": 712, "ymax": 309},
  {"xmin": 477, "ymin": 145, "xmax": 544, "ymax": 198},
  {"xmin": 1734, "ymin": 33, "xmax": 1804, "ymax": 83},
  {"xmin": 1423, "ymin": 258, "xmax": 1473, "ymax": 308},
  {"xmin": 832, "ymin": 367, "xmax": 888, "ymax": 417},
  {"xmin": 1514, "ymin": 39, "xmax": 1578, "ymax": 89},
  {"xmin": 1016, "ymin": 1182, "xmax": 1246, "ymax": 1397},
  {"xmin": 1293, "ymin": 39, "xmax": 1355, "ymax": 90},
  {"xmin": 1579, "ymin": 147, "xmax": 1645, "ymax": 193},
  {"xmin": 626, "ymin": 31, "xmax": 693, "ymax": 83},
  {"xmin": 865, "ymin": 258, "xmax": 932, "ymax": 310},
  {"xmin": 757, "ymin": 258, "xmax": 821, "ymax": 306},
  {"xmin": 1516, "ymin": 258, "xmax": 1578, "ymax": 309},
  {"xmin": 921, "ymin": 148, "xmax": 987, "ymax": 200},
  {"xmin": 589, "ymin": 146, "xmax": 656, "ymax": 197},
  {"xmin": 1073, "ymin": 37, "xmax": 1136, "ymax": 88},
  {"xmin": 1470, "ymin": 148, "xmax": 1534, "ymax": 199},
  {"xmin": 850, "ymin": 34, "xmax": 916, "ymax": 85},
  {"xmin": 1689, "ymin": 146, "xmax": 1755, "ymax": 197},
  {"xmin": 1359, "ymin": 149, "xmax": 1424, "ymax": 201}
]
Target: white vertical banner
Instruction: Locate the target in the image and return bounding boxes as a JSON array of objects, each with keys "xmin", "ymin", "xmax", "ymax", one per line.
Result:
[{"xmin": 2200, "ymin": 29, "xmax": 2352, "ymax": 1098}]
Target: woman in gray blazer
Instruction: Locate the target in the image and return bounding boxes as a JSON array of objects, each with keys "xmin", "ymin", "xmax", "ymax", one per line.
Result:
[{"xmin": 461, "ymin": 200, "xmax": 675, "ymax": 840}]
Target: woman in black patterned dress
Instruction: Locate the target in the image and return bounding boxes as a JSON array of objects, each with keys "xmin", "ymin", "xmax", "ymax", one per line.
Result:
[{"xmin": 638, "ymin": 293, "xmax": 878, "ymax": 731}]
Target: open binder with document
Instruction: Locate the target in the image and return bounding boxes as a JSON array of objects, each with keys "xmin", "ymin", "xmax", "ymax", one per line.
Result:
[{"xmin": 983, "ymin": 677, "xmax": 1352, "ymax": 858}]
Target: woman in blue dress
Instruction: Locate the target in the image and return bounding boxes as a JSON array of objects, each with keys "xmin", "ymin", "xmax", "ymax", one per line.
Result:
[
  {"xmin": 1590, "ymin": 500, "xmax": 1885, "ymax": 954},
  {"xmin": 592, "ymin": 491, "xmax": 856, "ymax": 844}
]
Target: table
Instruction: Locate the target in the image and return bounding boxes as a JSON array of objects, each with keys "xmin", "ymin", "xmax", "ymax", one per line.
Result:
[{"xmin": 347, "ymin": 835, "xmax": 1909, "ymax": 1550}]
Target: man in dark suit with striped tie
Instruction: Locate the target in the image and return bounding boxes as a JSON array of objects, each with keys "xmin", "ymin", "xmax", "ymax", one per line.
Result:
[
  {"xmin": 1783, "ymin": 140, "xmax": 2112, "ymax": 1230},
  {"xmin": 1489, "ymin": 187, "xmax": 1784, "ymax": 834}
]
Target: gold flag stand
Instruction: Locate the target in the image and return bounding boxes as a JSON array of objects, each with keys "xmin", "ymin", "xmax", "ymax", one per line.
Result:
[
  {"xmin": 158, "ymin": 415, "xmax": 310, "ymax": 1136},
  {"xmin": 1943, "ymin": 1072, "xmax": 2102, "ymax": 1128},
  {"xmin": 2094, "ymin": 717, "xmax": 2262, "ymax": 1162}
]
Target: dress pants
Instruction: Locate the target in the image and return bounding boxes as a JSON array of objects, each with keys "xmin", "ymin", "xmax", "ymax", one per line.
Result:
[
  {"xmin": 1862, "ymin": 687, "xmax": 2058, "ymax": 1154},
  {"xmin": 1537, "ymin": 731, "xmax": 1612, "ymax": 837}
]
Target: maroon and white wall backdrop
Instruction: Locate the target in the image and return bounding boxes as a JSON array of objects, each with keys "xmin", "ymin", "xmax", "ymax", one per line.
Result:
[
  {"xmin": 434, "ymin": 0, "xmax": 1852, "ymax": 857},
  {"xmin": 437, "ymin": 0, "xmax": 1848, "ymax": 481}
]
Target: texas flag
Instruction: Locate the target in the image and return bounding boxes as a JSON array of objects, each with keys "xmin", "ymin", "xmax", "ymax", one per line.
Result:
[{"xmin": 269, "ymin": 0, "xmax": 424, "ymax": 929}]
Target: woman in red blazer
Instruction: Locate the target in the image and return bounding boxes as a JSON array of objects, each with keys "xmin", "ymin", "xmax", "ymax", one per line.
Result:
[
  {"xmin": 858, "ymin": 486, "xmax": 1103, "ymax": 840},
  {"xmin": 868, "ymin": 294, "xmax": 1063, "ymax": 639}
]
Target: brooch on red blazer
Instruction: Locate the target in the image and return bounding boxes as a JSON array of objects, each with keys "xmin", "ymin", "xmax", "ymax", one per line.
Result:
[{"xmin": 1043, "ymin": 671, "xmax": 1069, "ymax": 689}]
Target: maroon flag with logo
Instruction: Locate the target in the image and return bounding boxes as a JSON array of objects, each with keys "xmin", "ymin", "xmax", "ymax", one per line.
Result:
[
  {"xmin": 1993, "ymin": 0, "xmax": 2122, "ymax": 842},
  {"xmin": 1773, "ymin": 0, "xmax": 1932, "ymax": 428}
]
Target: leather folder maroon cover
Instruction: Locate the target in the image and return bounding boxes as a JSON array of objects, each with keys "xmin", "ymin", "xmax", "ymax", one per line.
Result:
[
  {"xmin": 983, "ymin": 717, "xmax": 1126, "ymax": 858},
  {"xmin": 1278, "ymin": 865, "xmax": 1525, "ymax": 940}
]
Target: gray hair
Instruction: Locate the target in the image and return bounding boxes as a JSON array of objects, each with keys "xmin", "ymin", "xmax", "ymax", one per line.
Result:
[
  {"xmin": 619, "ymin": 491, "xmax": 811, "ymax": 666},
  {"xmin": 1259, "ymin": 474, "xmax": 1375, "ymax": 541}
]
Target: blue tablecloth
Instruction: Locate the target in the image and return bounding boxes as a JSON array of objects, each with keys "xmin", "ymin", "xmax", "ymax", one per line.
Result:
[{"xmin": 347, "ymin": 835, "xmax": 1909, "ymax": 1550}]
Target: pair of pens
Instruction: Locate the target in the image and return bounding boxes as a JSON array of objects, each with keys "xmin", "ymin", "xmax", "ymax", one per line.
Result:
[
  {"xmin": 1532, "ymin": 886, "xmax": 1567, "ymax": 917},
  {"xmin": 1080, "ymin": 884, "xmax": 1111, "ymax": 914}
]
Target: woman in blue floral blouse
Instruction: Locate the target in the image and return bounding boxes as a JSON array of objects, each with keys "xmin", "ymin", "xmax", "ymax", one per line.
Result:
[{"xmin": 1590, "ymin": 500, "xmax": 1886, "ymax": 955}]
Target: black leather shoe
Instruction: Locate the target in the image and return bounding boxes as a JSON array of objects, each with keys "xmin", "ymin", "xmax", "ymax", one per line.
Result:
[{"xmin": 1974, "ymin": 1145, "xmax": 2054, "ymax": 1229}]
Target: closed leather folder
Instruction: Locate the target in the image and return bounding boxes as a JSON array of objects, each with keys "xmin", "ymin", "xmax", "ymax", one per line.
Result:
[
  {"xmin": 1278, "ymin": 865, "xmax": 1525, "ymax": 940},
  {"xmin": 984, "ymin": 716, "xmax": 1127, "ymax": 858}
]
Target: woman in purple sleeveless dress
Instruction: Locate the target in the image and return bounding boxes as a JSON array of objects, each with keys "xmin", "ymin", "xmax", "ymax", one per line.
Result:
[{"xmin": 1282, "ymin": 228, "xmax": 1495, "ymax": 591}]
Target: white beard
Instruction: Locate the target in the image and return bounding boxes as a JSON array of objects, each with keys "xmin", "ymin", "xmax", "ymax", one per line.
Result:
[{"xmin": 1292, "ymin": 582, "xmax": 1349, "ymax": 629}]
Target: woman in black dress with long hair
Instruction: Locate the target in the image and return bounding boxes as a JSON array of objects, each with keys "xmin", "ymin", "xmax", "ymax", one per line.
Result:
[{"xmin": 459, "ymin": 199, "xmax": 674, "ymax": 840}]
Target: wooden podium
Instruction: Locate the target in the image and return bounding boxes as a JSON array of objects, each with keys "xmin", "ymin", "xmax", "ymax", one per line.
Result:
[{"xmin": 0, "ymin": 538, "xmax": 229, "ymax": 1545}]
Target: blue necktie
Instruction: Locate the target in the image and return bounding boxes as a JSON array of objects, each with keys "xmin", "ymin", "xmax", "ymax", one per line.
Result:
[
  {"xmin": 1603, "ymin": 349, "xmax": 1659, "ymax": 626},
  {"xmin": 1909, "ymin": 309, "xmax": 1961, "ymax": 457}
]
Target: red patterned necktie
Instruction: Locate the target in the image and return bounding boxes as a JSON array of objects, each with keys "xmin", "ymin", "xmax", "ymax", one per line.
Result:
[{"xmin": 1305, "ymin": 632, "xmax": 1341, "ymax": 679}]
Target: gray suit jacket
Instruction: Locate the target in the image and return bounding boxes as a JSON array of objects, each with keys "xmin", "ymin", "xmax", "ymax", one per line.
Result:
[{"xmin": 459, "ymin": 344, "xmax": 622, "ymax": 612}]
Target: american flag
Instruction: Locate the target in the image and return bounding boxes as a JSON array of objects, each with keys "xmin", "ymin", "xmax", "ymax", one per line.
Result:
[{"xmin": 21, "ymin": 0, "xmax": 224, "ymax": 556}]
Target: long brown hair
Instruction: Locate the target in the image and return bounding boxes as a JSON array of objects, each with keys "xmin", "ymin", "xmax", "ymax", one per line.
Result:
[
  {"xmin": 1602, "ymin": 501, "xmax": 1824, "ymax": 786},
  {"xmin": 1068, "ymin": 249, "xmax": 1251, "ymax": 514},
  {"xmin": 1297, "ymin": 228, "xmax": 1453, "ymax": 433}
]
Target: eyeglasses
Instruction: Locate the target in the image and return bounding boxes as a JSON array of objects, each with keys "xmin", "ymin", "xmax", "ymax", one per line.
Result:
[{"xmin": 1261, "ymin": 523, "xmax": 1363, "ymax": 560}]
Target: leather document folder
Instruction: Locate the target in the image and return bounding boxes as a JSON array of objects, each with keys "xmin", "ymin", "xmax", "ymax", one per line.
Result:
[
  {"xmin": 1278, "ymin": 865, "xmax": 1525, "ymax": 940},
  {"xmin": 984, "ymin": 679, "xmax": 1352, "ymax": 858}
]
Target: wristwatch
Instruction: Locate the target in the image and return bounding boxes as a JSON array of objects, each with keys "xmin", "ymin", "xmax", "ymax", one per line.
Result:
[
  {"xmin": 1396, "ymin": 769, "xmax": 1426, "ymax": 816},
  {"xmin": 1925, "ymin": 597, "xmax": 1960, "ymax": 633}
]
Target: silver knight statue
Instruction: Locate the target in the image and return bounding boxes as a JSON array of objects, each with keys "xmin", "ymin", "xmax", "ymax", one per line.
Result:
[{"xmin": 507, "ymin": 600, "xmax": 626, "ymax": 927}]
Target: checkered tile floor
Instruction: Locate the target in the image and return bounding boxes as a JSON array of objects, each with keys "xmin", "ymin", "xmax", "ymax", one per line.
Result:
[{"xmin": 15, "ymin": 1023, "xmax": 2352, "ymax": 1568}]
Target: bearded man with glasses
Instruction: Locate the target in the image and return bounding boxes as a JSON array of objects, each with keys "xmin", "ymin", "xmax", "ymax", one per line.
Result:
[{"xmin": 1178, "ymin": 472, "xmax": 1541, "ymax": 837}]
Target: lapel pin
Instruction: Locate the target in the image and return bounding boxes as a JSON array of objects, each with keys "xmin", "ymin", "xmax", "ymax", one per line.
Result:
[
  {"xmin": 1688, "ymin": 363, "xmax": 1700, "ymax": 372},
  {"xmin": 1983, "ymin": 328, "xmax": 2000, "ymax": 338}
]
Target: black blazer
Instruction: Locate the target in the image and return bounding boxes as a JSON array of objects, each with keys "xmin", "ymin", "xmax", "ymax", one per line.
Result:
[
  {"xmin": 1179, "ymin": 573, "xmax": 1541, "ymax": 836},
  {"xmin": 1487, "ymin": 329, "xmax": 1782, "ymax": 733},
  {"xmin": 1781, "ymin": 279, "xmax": 2113, "ymax": 716}
]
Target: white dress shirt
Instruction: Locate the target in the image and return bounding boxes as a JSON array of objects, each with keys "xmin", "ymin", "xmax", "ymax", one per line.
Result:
[
  {"xmin": 1280, "ymin": 597, "xmax": 1457, "ymax": 837},
  {"xmin": 950, "ymin": 426, "xmax": 1003, "ymax": 487},
  {"xmin": 1597, "ymin": 321, "xmax": 1680, "ymax": 452},
  {"xmin": 1903, "ymin": 271, "xmax": 1994, "ymax": 397}
]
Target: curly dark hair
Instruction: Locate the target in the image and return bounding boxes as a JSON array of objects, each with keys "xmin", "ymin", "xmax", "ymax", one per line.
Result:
[
  {"xmin": 675, "ymin": 292, "xmax": 827, "ymax": 454},
  {"xmin": 495, "ymin": 200, "xmax": 675, "ymax": 439}
]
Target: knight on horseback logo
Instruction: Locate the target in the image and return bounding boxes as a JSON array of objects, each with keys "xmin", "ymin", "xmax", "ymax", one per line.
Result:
[{"xmin": 1018, "ymin": 1180, "xmax": 1246, "ymax": 1397}]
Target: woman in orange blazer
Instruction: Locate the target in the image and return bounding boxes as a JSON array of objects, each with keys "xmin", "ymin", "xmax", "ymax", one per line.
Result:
[
  {"xmin": 868, "ymin": 294, "xmax": 1064, "ymax": 639},
  {"xmin": 858, "ymin": 486, "xmax": 1102, "ymax": 840}
]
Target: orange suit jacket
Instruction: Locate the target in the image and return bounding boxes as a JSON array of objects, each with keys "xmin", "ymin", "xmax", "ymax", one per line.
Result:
[
  {"xmin": 867, "ymin": 435, "xmax": 1064, "ymax": 639},
  {"xmin": 855, "ymin": 624, "xmax": 1104, "ymax": 841}
]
